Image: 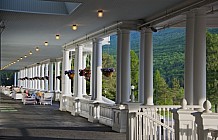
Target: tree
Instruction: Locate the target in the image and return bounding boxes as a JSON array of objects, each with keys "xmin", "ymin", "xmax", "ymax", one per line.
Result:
[
  {"xmin": 102, "ymin": 53, "xmax": 116, "ymax": 100},
  {"xmin": 153, "ymin": 70, "xmax": 172, "ymax": 105},
  {"xmin": 130, "ymin": 50, "xmax": 139, "ymax": 99},
  {"xmin": 171, "ymin": 78, "xmax": 184, "ymax": 105},
  {"xmin": 206, "ymin": 32, "xmax": 218, "ymax": 105}
]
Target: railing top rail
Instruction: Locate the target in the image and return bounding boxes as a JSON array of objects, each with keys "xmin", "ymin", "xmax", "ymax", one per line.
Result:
[
  {"xmin": 140, "ymin": 105, "xmax": 181, "ymax": 108},
  {"xmin": 99, "ymin": 103, "xmax": 115, "ymax": 108},
  {"xmin": 137, "ymin": 112, "xmax": 175, "ymax": 132},
  {"xmin": 140, "ymin": 105, "xmax": 202, "ymax": 109}
]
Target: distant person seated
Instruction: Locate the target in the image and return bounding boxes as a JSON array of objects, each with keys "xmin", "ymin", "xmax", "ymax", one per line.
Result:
[{"xmin": 35, "ymin": 91, "xmax": 43, "ymax": 104}]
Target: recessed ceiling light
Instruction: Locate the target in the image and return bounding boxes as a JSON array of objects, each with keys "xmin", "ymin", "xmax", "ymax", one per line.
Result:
[
  {"xmin": 24, "ymin": 55, "xmax": 27, "ymax": 58},
  {"xmin": 45, "ymin": 41, "xmax": 48, "ymax": 46},
  {"xmin": 35, "ymin": 47, "xmax": 39, "ymax": 51},
  {"xmin": 97, "ymin": 9, "xmax": 103, "ymax": 17},
  {"xmin": 17, "ymin": 59, "xmax": 20, "ymax": 62},
  {"xmin": 29, "ymin": 51, "xmax": 32, "ymax": 55},
  {"xmin": 72, "ymin": 24, "xmax": 77, "ymax": 30},
  {"xmin": 56, "ymin": 34, "xmax": 60, "ymax": 40},
  {"xmin": 20, "ymin": 57, "xmax": 23, "ymax": 60}
]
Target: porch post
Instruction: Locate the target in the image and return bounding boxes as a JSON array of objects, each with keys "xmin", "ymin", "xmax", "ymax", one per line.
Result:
[
  {"xmin": 142, "ymin": 28, "xmax": 153, "ymax": 105},
  {"xmin": 93, "ymin": 38, "xmax": 103, "ymax": 101},
  {"xmin": 26, "ymin": 68, "xmax": 28, "ymax": 88},
  {"xmin": 91, "ymin": 41, "xmax": 96, "ymax": 100},
  {"xmin": 193, "ymin": 8, "xmax": 206, "ymax": 108},
  {"xmin": 35, "ymin": 66, "xmax": 38, "ymax": 89},
  {"xmin": 62, "ymin": 49, "xmax": 71, "ymax": 95},
  {"xmin": 49, "ymin": 62, "xmax": 54, "ymax": 91},
  {"xmin": 185, "ymin": 11, "xmax": 195, "ymax": 105},
  {"xmin": 45, "ymin": 63, "xmax": 49, "ymax": 91},
  {"xmin": 14, "ymin": 72, "xmax": 17, "ymax": 87},
  {"xmin": 90, "ymin": 52, "xmax": 93, "ymax": 97},
  {"xmin": 32, "ymin": 67, "xmax": 35, "ymax": 89},
  {"xmin": 116, "ymin": 30, "xmax": 122, "ymax": 104},
  {"xmin": 120, "ymin": 29, "xmax": 131, "ymax": 103},
  {"xmin": 55, "ymin": 61, "xmax": 61, "ymax": 92},
  {"xmin": 41, "ymin": 64, "xmax": 45, "ymax": 90},
  {"xmin": 29, "ymin": 68, "xmax": 32, "ymax": 89},
  {"xmin": 73, "ymin": 51, "xmax": 77, "ymax": 96},
  {"xmin": 139, "ymin": 30, "xmax": 145, "ymax": 103},
  {"xmin": 82, "ymin": 53, "xmax": 87, "ymax": 95},
  {"xmin": 37, "ymin": 65, "xmax": 41, "ymax": 90},
  {"xmin": 75, "ymin": 45, "xmax": 83, "ymax": 98}
]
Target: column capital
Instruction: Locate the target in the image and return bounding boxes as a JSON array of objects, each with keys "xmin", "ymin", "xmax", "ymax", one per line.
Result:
[
  {"xmin": 92, "ymin": 37, "xmax": 103, "ymax": 43},
  {"xmin": 117, "ymin": 28, "xmax": 130, "ymax": 34},
  {"xmin": 194, "ymin": 7, "xmax": 206, "ymax": 16},
  {"xmin": 63, "ymin": 48, "xmax": 70, "ymax": 52},
  {"xmin": 140, "ymin": 27, "xmax": 152, "ymax": 33}
]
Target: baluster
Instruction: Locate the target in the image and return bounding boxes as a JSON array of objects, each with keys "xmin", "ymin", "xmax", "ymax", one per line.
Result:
[
  {"xmin": 143, "ymin": 114, "xmax": 146, "ymax": 140},
  {"xmin": 163, "ymin": 107, "xmax": 166, "ymax": 140},
  {"xmin": 145, "ymin": 114, "xmax": 148, "ymax": 139},
  {"xmin": 136, "ymin": 113, "xmax": 139, "ymax": 140}
]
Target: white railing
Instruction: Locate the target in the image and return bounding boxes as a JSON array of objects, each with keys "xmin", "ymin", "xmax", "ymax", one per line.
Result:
[
  {"xmin": 80, "ymin": 99, "xmax": 90, "ymax": 118},
  {"xmin": 99, "ymin": 103, "xmax": 114, "ymax": 126},
  {"xmin": 127, "ymin": 103, "xmax": 203, "ymax": 140},
  {"xmin": 134, "ymin": 105, "xmax": 180, "ymax": 140}
]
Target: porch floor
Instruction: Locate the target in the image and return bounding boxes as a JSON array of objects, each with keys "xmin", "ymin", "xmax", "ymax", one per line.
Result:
[{"xmin": 0, "ymin": 93, "xmax": 126, "ymax": 140}]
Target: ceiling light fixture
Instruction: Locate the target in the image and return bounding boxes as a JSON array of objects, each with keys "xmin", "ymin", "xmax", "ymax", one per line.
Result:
[
  {"xmin": 24, "ymin": 55, "xmax": 27, "ymax": 58},
  {"xmin": 20, "ymin": 57, "xmax": 23, "ymax": 60},
  {"xmin": 35, "ymin": 47, "xmax": 39, "ymax": 51},
  {"xmin": 29, "ymin": 51, "xmax": 32, "ymax": 55},
  {"xmin": 72, "ymin": 24, "xmax": 77, "ymax": 30},
  {"xmin": 97, "ymin": 9, "xmax": 103, "ymax": 17},
  {"xmin": 45, "ymin": 41, "xmax": 48, "ymax": 46},
  {"xmin": 17, "ymin": 59, "xmax": 20, "ymax": 62},
  {"xmin": 56, "ymin": 34, "xmax": 60, "ymax": 40}
]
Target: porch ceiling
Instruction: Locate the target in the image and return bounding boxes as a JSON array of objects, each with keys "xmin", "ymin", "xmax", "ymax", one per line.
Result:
[{"xmin": 0, "ymin": 0, "xmax": 217, "ymax": 70}]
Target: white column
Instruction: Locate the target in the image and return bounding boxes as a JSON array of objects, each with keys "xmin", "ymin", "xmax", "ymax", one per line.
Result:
[
  {"xmin": 82, "ymin": 53, "xmax": 87, "ymax": 95},
  {"xmin": 49, "ymin": 62, "xmax": 54, "ymax": 91},
  {"xmin": 13, "ymin": 72, "xmax": 15, "ymax": 86},
  {"xmin": 35, "ymin": 66, "xmax": 38, "ymax": 89},
  {"xmin": 96, "ymin": 39, "xmax": 103, "ymax": 101},
  {"xmin": 116, "ymin": 30, "xmax": 122, "ymax": 104},
  {"xmin": 25, "ymin": 68, "xmax": 28, "ymax": 88},
  {"xmin": 55, "ymin": 61, "xmax": 61, "ymax": 91},
  {"xmin": 45, "ymin": 63, "xmax": 49, "ymax": 91},
  {"xmin": 142, "ymin": 28, "xmax": 153, "ymax": 105},
  {"xmin": 23, "ymin": 69, "xmax": 25, "ymax": 87},
  {"xmin": 93, "ymin": 38, "xmax": 103, "ymax": 101},
  {"xmin": 91, "ymin": 43, "xmax": 96, "ymax": 100},
  {"xmin": 17, "ymin": 72, "xmax": 20, "ymax": 87},
  {"xmin": 76, "ymin": 45, "xmax": 83, "ymax": 98},
  {"xmin": 28, "ymin": 68, "xmax": 31, "ymax": 89},
  {"xmin": 37, "ymin": 65, "xmax": 41, "ymax": 90},
  {"xmin": 139, "ymin": 30, "xmax": 145, "ymax": 103},
  {"xmin": 73, "ymin": 52, "xmax": 77, "ymax": 95},
  {"xmin": 90, "ymin": 52, "xmax": 93, "ymax": 97},
  {"xmin": 193, "ymin": 8, "xmax": 206, "ymax": 107},
  {"xmin": 120, "ymin": 29, "xmax": 131, "ymax": 103},
  {"xmin": 21, "ymin": 69, "xmax": 24, "ymax": 87},
  {"xmin": 19, "ymin": 70, "xmax": 22, "ymax": 87},
  {"xmin": 41, "ymin": 64, "xmax": 45, "ymax": 90},
  {"xmin": 62, "ymin": 49, "xmax": 71, "ymax": 95},
  {"xmin": 185, "ymin": 12, "xmax": 195, "ymax": 105},
  {"xmin": 29, "ymin": 68, "xmax": 32, "ymax": 89},
  {"xmin": 32, "ymin": 67, "xmax": 34, "ymax": 89}
]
